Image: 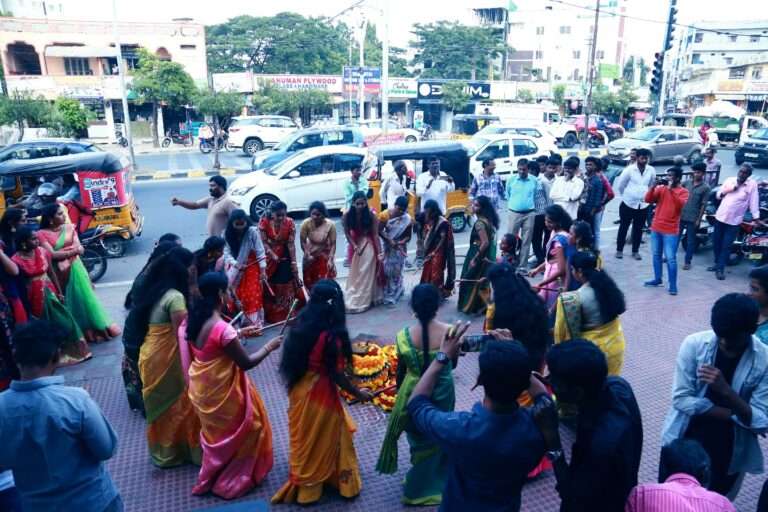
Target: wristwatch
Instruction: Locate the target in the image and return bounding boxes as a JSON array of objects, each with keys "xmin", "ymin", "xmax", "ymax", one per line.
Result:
[
  {"xmin": 435, "ymin": 351, "xmax": 450, "ymax": 365},
  {"xmin": 545, "ymin": 449, "xmax": 564, "ymax": 462}
]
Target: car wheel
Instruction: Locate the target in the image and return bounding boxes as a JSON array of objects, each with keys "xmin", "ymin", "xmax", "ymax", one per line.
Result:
[
  {"xmin": 688, "ymin": 149, "xmax": 702, "ymax": 164},
  {"xmin": 250, "ymin": 194, "xmax": 278, "ymax": 221},
  {"xmin": 562, "ymin": 132, "xmax": 578, "ymax": 148},
  {"xmin": 735, "ymin": 154, "xmax": 744, "ymax": 166},
  {"xmin": 161, "ymin": 138, "xmax": 171, "ymax": 148},
  {"xmin": 102, "ymin": 236, "xmax": 127, "ymax": 258},
  {"xmin": 449, "ymin": 212, "xmax": 467, "ymax": 233},
  {"xmin": 405, "ymin": 135, "xmax": 417, "ymax": 143},
  {"xmin": 244, "ymin": 138, "xmax": 264, "ymax": 155}
]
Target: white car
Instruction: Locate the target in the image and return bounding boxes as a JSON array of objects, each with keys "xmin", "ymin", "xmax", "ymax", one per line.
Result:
[
  {"xmin": 476, "ymin": 124, "xmax": 559, "ymax": 154},
  {"xmin": 351, "ymin": 120, "xmax": 421, "ymax": 146},
  {"xmin": 464, "ymin": 134, "xmax": 551, "ymax": 178},
  {"xmin": 227, "ymin": 115, "xmax": 301, "ymax": 155},
  {"xmin": 228, "ymin": 145, "xmax": 377, "ymax": 219}
]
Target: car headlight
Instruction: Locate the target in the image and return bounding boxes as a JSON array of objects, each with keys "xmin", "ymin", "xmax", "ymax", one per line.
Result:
[{"xmin": 229, "ymin": 185, "xmax": 255, "ymax": 197}]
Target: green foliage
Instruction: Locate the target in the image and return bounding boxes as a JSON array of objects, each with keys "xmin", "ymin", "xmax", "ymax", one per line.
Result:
[
  {"xmin": 206, "ymin": 13, "xmax": 349, "ymax": 74},
  {"xmin": 194, "ymin": 89, "xmax": 243, "ymax": 119},
  {"xmin": 622, "ymin": 56, "xmax": 650, "ymax": 87},
  {"xmin": 441, "ymin": 81, "xmax": 470, "ymax": 112},
  {"xmin": 0, "ymin": 91, "xmax": 52, "ymax": 138},
  {"xmin": 50, "ymin": 97, "xmax": 90, "ymax": 138},
  {"xmin": 552, "ymin": 84, "xmax": 567, "ymax": 113},
  {"xmin": 251, "ymin": 81, "xmax": 331, "ymax": 125},
  {"xmin": 131, "ymin": 48, "xmax": 196, "ymax": 108},
  {"xmin": 355, "ymin": 23, "xmax": 410, "ymax": 77},
  {"xmin": 516, "ymin": 88, "xmax": 535, "ymax": 103},
  {"xmin": 590, "ymin": 81, "xmax": 638, "ymax": 117},
  {"xmin": 410, "ymin": 21, "xmax": 507, "ymax": 80}
]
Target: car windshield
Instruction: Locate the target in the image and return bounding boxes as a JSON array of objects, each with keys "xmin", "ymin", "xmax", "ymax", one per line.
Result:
[
  {"xmin": 264, "ymin": 151, "xmax": 307, "ymax": 175},
  {"xmin": 628, "ymin": 128, "xmax": 663, "ymax": 141},
  {"xmin": 272, "ymin": 133, "xmax": 299, "ymax": 151},
  {"xmin": 464, "ymin": 137, "xmax": 491, "ymax": 155},
  {"xmin": 478, "ymin": 126, "xmax": 506, "ymax": 135},
  {"xmin": 752, "ymin": 128, "xmax": 768, "ymax": 140}
]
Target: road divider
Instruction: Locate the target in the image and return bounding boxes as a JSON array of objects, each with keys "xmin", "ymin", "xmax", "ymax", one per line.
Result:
[{"xmin": 132, "ymin": 168, "xmax": 251, "ymax": 181}]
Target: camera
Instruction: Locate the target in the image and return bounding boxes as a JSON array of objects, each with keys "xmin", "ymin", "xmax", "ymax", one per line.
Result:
[
  {"xmin": 656, "ymin": 177, "xmax": 669, "ymax": 187},
  {"xmin": 461, "ymin": 334, "xmax": 495, "ymax": 353}
]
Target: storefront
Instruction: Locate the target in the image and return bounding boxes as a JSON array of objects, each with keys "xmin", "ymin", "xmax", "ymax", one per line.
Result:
[{"xmin": 415, "ymin": 79, "xmax": 492, "ymax": 131}]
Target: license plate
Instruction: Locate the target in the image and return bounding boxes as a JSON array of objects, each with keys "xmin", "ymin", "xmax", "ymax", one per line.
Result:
[
  {"xmin": 749, "ymin": 253, "xmax": 764, "ymax": 260},
  {"xmin": 745, "ymin": 153, "xmax": 759, "ymax": 158}
]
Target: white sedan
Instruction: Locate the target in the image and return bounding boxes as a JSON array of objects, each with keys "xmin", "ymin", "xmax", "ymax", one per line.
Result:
[
  {"xmin": 352, "ymin": 120, "xmax": 421, "ymax": 146},
  {"xmin": 228, "ymin": 145, "xmax": 377, "ymax": 219}
]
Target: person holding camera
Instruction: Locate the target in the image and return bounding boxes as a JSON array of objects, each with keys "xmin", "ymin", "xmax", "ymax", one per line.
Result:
[
  {"xmin": 405, "ymin": 321, "xmax": 547, "ymax": 511},
  {"xmin": 643, "ymin": 167, "xmax": 689, "ymax": 296}
]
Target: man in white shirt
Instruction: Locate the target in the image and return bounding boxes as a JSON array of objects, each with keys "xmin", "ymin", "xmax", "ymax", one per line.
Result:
[
  {"xmin": 614, "ymin": 148, "xmax": 655, "ymax": 260},
  {"xmin": 381, "ymin": 160, "xmax": 409, "ymax": 208},
  {"xmin": 549, "ymin": 157, "xmax": 584, "ymax": 220},
  {"xmin": 414, "ymin": 156, "xmax": 454, "ymax": 265}
]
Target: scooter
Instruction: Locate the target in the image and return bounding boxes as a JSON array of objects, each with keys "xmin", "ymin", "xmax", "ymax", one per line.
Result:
[
  {"xmin": 199, "ymin": 133, "xmax": 231, "ymax": 154},
  {"xmin": 161, "ymin": 129, "xmax": 193, "ymax": 148}
]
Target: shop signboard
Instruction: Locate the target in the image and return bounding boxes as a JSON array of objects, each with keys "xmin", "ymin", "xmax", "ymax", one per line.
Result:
[
  {"xmin": 343, "ymin": 66, "xmax": 381, "ymax": 95},
  {"xmin": 417, "ymin": 80, "xmax": 491, "ymax": 104},
  {"xmin": 387, "ymin": 79, "xmax": 417, "ymax": 98}
]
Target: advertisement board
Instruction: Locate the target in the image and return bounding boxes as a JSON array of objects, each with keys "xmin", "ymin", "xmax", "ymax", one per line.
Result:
[{"xmin": 417, "ymin": 80, "xmax": 491, "ymax": 104}]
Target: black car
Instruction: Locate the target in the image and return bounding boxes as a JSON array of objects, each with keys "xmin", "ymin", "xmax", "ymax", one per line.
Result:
[
  {"xmin": 0, "ymin": 139, "xmax": 102, "ymax": 164},
  {"xmin": 735, "ymin": 128, "xmax": 768, "ymax": 167}
]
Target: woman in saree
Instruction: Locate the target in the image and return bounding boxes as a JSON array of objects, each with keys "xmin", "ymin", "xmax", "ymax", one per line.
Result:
[
  {"xmin": 224, "ymin": 209, "xmax": 267, "ymax": 328},
  {"xmin": 529, "ymin": 204, "xmax": 572, "ymax": 312},
  {"xmin": 554, "ymin": 250, "xmax": 626, "ymax": 376},
  {"xmin": 457, "ymin": 196, "xmax": 498, "ymax": 315},
  {"xmin": 37, "ymin": 204, "xmax": 120, "ymax": 342},
  {"xmin": 419, "ymin": 199, "xmax": 456, "ymax": 299},
  {"xmin": 259, "ymin": 201, "xmax": 302, "ymax": 323},
  {"xmin": 378, "ymin": 195, "xmax": 412, "ymax": 306},
  {"xmin": 11, "ymin": 227, "xmax": 90, "ymax": 365},
  {"xmin": 122, "ymin": 241, "xmax": 179, "ymax": 415},
  {"xmin": 189, "ymin": 236, "xmax": 225, "ymax": 298},
  {"xmin": 0, "ymin": 247, "xmax": 19, "ymax": 390},
  {"xmin": 272, "ymin": 279, "xmax": 373, "ymax": 505},
  {"xmin": 300, "ymin": 201, "xmax": 337, "ymax": 291},
  {"xmin": 130, "ymin": 246, "xmax": 201, "ymax": 467},
  {"xmin": 565, "ymin": 220, "xmax": 602, "ymax": 292},
  {"xmin": 376, "ymin": 283, "xmax": 455, "ymax": 505},
  {"xmin": 181, "ymin": 271, "xmax": 283, "ymax": 499},
  {"xmin": 0, "ymin": 208, "xmax": 30, "ymax": 323},
  {"xmin": 343, "ymin": 191, "xmax": 381, "ymax": 313}
]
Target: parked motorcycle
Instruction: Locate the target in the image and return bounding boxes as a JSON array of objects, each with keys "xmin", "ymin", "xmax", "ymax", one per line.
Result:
[
  {"xmin": 79, "ymin": 226, "xmax": 111, "ymax": 283},
  {"xmin": 115, "ymin": 124, "xmax": 128, "ymax": 148},
  {"xmin": 161, "ymin": 129, "xmax": 193, "ymax": 148},
  {"xmin": 199, "ymin": 133, "xmax": 231, "ymax": 154},
  {"xmin": 419, "ymin": 124, "xmax": 433, "ymax": 141}
]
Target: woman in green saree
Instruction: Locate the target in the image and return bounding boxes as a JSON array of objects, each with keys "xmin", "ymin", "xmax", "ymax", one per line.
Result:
[
  {"xmin": 458, "ymin": 196, "xmax": 498, "ymax": 314},
  {"xmin": 376, "ymin": 284, "xmax": 455, "ymax": 505},
  {"xmin": 37, "ymin": 204, "xmax": 120, "ymax": 342}
]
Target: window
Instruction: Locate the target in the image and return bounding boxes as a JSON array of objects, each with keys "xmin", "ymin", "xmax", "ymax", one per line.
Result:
[
  {"xmin": 724, "ymin": 57, "xmax": 734, "ymax": 65},
  {"xmin": 180, "ymin": 44, "xmax": 196, "ymax": 50},
  {"xmin": 573, "ymin": 50, "xmax": 581, "ymax": 59},
  {"xmin": 694, "ymin": 32, "xmax": 704, "ymax": 43},
  {"xmin": 476, "ymin": 141, "xmax": 509, "ymax": 160},
  {"xmin": 101, "ymin": 57, "xmax": 118, "ymax": 75},
  {"xmin": 335, "ymin": 154, "xmax": 364, "ymax": 173},
  {"xmin": 289, "ymin": 133, "xmax": 323, "ymax": 151},
  {"xmin": 327, "ymin": 130, "xmax": 354, "ymax": 146},
  {"xmin": 535, "ymin": 50, "xmax": 543, "ymax": 59},
  {"xmin": 596, "ymin": 50, "xmax": 605, "ymax": 59},
  {"xmin": 729, "ymin": 35, "xmax": 738, "ymax": 42},
  {"xmin": 751, "ymin": 35, "xmax": 760, "ymax": 43},
  {"xmin": 691, "ymin": 53, "xmax": 702, "ymax": 64},
  {"xmin": 293, "ymin": 155, "xmax": 332, "ymax": 177},
  {"xmin": 514, "ymin": 128, "xmax": 542, "ymax": 138},
  {"xmin": 536, "ymin": 26, "xmax": 544, "ymax": 35},
  {"xmin": 752, "ymin": 67, "xmax": 763, "ymax": 79},
  {"xmin": 729, "ymin": 67, "xmax": 746, "ymax": 78},
  {"xmin": 657, "ymin": 130, "xmax": 676, "ymax": 142},
  {"xmin": 64, "ymin": 57, "xmax": 91, "ymax": 76},
  {"xmin": 512, "ymin": 139, "xmax": 538, "ymax": 156},
  {"xmin": 573, "ymin": 68, "xmax": 580, "ymax": 80},
  {"xmin": 559, "ymin": 26, "xmax": 571, "ymax": 34}
]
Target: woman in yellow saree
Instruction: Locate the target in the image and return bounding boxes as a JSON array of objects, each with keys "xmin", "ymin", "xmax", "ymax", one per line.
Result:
[
  {"xmin": 181, "ymin": 272, "xmax": 283, "ymax": 499},
  {"xmin": 133, "ymin": 246, "xmax": 202, "ymax": 467},
  {"xmin": 272, "ymin": 279, "xmax": 373, "ymax": 505},
  {"xmin": 554, "ymin": 250, "xmax": 626, "ymax": 375}
]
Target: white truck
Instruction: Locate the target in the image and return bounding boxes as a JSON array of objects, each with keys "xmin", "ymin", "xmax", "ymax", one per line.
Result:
[
  {"xmin": 692, "ymin": 101, "xmax": 768, "ymax": 146},
  {"xmin": 476, "ymin": 102, "xmax": 579, "ymax": 148}
]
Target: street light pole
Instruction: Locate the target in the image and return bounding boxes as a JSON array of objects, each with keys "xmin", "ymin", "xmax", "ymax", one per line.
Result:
[
  {"xmin": 381, "ymin": 0, "xmax": 389, "ymax": 136},
  {"xmin": 111, "ymin": 0, "xmax": 136, "ymax": 171},
  {"xmin": 358, "ymin": 18, "xmax": 367, "ymax": 123},
  {"xmin": 581, "ymin": 0, "xmax": 600, "ymax": 151}
]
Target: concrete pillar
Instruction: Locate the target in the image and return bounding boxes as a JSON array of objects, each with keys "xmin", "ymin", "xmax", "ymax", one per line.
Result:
[
  {"xmin": 105, "ymin": 100, "xmax": 116, "ymax": 143},
  {"xmin": 156, "ymin": 104, "xmax": 165, "ymax": 140}
]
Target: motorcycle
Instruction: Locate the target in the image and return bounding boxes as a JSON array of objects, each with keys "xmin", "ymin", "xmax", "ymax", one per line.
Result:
[
  {"xmin": 419, "ymin": 124, "xmax": 432, "ymax": 141},
  {"xmin": 199, "ymin": 133, "xmax": 231, "ymax": 154},
  {"xmin": 79, "ymin": 226, "xmax": 111, "ymax": 283},
  {"xmin": 717, "ymin": 185, "xmax": 768, "ymax": 266},
  {"xmin": 161, "ymin": 129, "xmax": 193, "ymax": 148},
  {"xmin": 114, "ymin": 125, "xmax": 128, "ymax": 148}
]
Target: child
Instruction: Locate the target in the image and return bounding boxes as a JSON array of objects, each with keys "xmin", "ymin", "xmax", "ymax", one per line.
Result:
[{"xmin": 498, "ymin": 233, "xmax": 520, "ymax": 268}]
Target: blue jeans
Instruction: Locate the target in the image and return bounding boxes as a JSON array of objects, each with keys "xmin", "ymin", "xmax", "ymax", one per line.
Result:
[
  {"xmin": 592, "ymin": 209, "xmax": 604, "ymax": 249},
  {"xmin": 679, "ymin": 220, "xmax": 697, "ymax": 265},
  {"xmin": 651, "ymin": 230, "xmax": 680, "ymax": 292},
  {"xmin": 712, "ymin": 220, "xmax": 740, "ymax": 272}
]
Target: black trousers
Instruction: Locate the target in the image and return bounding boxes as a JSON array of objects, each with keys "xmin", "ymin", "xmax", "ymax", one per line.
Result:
[
  {"xmin": 616, "ymin": 202, "xmax": 648, "ymax": 254},
  {"xmin": 531, "ymin": 214, "xmax": 550, "ymax": 265}
]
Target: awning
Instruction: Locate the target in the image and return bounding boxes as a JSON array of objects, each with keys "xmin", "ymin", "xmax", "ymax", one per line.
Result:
[
  {"xmin": 44, "ymin": 46, "xmax": 118, "ymax": 58},
  {"xmin": 714, "ymin": 93, "xmax": 746, "ymax": 101}
]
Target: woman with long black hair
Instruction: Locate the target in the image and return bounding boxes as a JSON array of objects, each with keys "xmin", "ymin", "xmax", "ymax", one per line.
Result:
[
  {"xmin": 224, "ymin": 209, "xmax": 267, "ymax": 327},
  {"xmin": 343, "ymin": 190, "xmax": 381, "ymax": 313},
  {"xmin": 554, "ymin": 250, "xmax": 627, "ymax": 375},
  {"xmin": 182, "ymin": 272, "xmax": 282, "ymax": 499},
  {"xmin": 419, "ymin": 199, "xmax": 456, "ymax": 299},
  {"xmin": 272, "ymin": 279, "xmax": 373, "ymax": 505},
  {"xmin": 376, "ymin": 283, "xmax": 455, "ymax": 505},
  {"xmin": 0, "ymin": 208, "xmax": 28, "ymax": 324},
  {"xmin": 126, "ymin": 246, "xmax": 202, "ymax": 467},
  {"xmin": 458, "ymin": 195, "xmax": 499, "ymax": 314}
]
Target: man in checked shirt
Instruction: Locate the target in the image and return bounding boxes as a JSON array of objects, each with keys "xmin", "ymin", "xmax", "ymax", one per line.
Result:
[{"xmin": 469, "ymin": 159, "xmax": 506, "ymax": 211}]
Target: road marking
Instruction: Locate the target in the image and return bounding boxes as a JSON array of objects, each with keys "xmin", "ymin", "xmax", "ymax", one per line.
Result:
[
  {"xmin": 152, "ymin": 171, "xmax": 171, "ymax": 180},
  {"xmin": 94, "ymin": 280, "xmax": 134, "ymax": 289},
  {"xmin": 188, "ymin": 169, "xmax": 206, "ymax": 178}
]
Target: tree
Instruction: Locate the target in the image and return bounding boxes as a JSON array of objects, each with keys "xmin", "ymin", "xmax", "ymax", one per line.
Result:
[
  {"xmin": 0, "ymin": 91, "xmax": 51, "ymax": 139},
  {"xmin": 251, "ymin": 80, "xmax": 331, "ymax": 125},
  {"xmin": 552, "ymin": 84, "xmax": 567, "ymax": 114},
  {"xmin": 195, "ymin": 89, "xmax": 244, "ymax": 169},
  {"xmin": 517, "ymin": 88, "xmax": 535, "ymax": 103},
  {"xmin": 441, "ymin": 81, "xmax": 470, "ymax": 113},
  {"xmin": 355, "ymin": 23, "xmax": 410, "ymax": 77},
  {"xmin": 590, "ymin": 81, "xmax": 637, "ymax": 120},
  {"xmin": 50, "ymin": 97, "xmax": 91, "ymax": 138},
  {"xmin": 131, "ymin": 48, "xmax": 196, "ymax": 147},
  {"xmin": 206, "ymin": 13, "xmax": 349, "ymax": 74},
  {"xmin": 410, "ymin": 21, "xmax": 507, "ymax": 80}
]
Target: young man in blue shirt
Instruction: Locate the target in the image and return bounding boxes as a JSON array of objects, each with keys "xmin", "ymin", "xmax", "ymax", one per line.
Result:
[{"xmin": 0, "ymin": 321, "xmax": 122, "ymax": 512}]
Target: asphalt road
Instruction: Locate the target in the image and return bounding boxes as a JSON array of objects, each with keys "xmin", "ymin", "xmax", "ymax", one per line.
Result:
[
  {"xmin": 96, "ymin": 149, "xmax": 748, "ymax": 288},
  {"xmin": 134, "ymin": 149, "xmax": 253, "ymax": 173}
]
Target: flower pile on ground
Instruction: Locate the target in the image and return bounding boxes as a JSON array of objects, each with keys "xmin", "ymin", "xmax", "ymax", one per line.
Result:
[{"xmin": 341, "ymin": 341, "xmax": 398, "ymax": 411}]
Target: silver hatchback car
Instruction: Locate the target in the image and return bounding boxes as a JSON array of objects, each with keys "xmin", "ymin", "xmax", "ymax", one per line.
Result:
[{"xmin": 607, "ymin": 126, "xmax": 704, "ymax": 165}]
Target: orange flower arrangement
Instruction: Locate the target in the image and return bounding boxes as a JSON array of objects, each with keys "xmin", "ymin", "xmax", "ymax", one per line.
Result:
[{"xmin": 341, "ymin": 341, "xmax": 400, "ymax": 411}]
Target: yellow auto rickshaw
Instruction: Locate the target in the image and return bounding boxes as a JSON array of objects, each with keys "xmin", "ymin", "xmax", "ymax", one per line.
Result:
[
  {"xmin": 450, "ymin": 114, "xmax": 501, "ymax": 140},
  {"xmin": 0, "ymin": 152, "xmax": 143, "ymax": 257},
  {"xmin": 369, "ymin": 140, "xmax": 472, "ymax": 233}
]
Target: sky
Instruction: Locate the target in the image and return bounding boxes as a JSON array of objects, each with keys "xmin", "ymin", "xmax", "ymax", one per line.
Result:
[{"xmin": 29, "ymin": 0, "xmax": 768, "ymax": 64}]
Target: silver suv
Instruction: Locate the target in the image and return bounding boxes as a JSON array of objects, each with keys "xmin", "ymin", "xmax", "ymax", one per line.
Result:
[{"xmin": 607, "ymin": 126, "xmax": 703, "ymax": 165}]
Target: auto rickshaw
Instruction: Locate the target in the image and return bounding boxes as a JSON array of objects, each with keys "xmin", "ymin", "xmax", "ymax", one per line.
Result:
[
  {"xmin": 0, "ymin": 152, "xmax": 143, "ymax": 257},
  {"xmin": 368, "ymin": 140, "xmax": 471, "ymax": 233},
  {"xmin": 450, "ymin": 114, "xmax": 501, "ymax": 140}
]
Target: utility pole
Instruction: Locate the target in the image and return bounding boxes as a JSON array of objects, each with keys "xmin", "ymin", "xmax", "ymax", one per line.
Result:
[
  {"xmin": 111, "ymin": 0, "xmax": 137, "ymax": 171},
  {"xmin": 657, "ymin": 0, "xmax": 678, "ymax": 118},
  {"xmin": 582, "ymin": 0, "xmax": 600, "ymax": 151},
  {"xmin": 381, "ymin": 0, "xmax": 389, "ymax": 136},
  {"xmin": 358, "ymin": 18, "xmax": 367, "ymax": 123}
]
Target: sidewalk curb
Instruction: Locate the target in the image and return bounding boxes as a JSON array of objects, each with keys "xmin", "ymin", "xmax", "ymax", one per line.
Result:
[
  {"xmin": 557, "ymin": 148, "xmax": 608, "ymax": 158},
  {"xmin": 131, "ymin": 168, "xmax": 250, "ymax": 181}
]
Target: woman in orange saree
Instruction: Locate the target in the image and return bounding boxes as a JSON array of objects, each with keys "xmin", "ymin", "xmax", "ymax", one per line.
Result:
[
  {"xmin": 300, "ymin": 201, "xmax": 337, "ymax": 292},
  {"xmin": 181, "ymin": 272, "xmax": 283, "ymax": 499},
  {"xmin": 419, "ymin": 200, "xmax": 455, "ymax": 299},
  {"xmin": 272, "ymin": 280, "xmax": 373, "ymax": 505},
  {"xmin": 259, "ymin": 201, "xmax": 302, "ymax": 323},
  {"xmin": 224, "ymin": 210, "xmax": 267, "ymax": 328}
]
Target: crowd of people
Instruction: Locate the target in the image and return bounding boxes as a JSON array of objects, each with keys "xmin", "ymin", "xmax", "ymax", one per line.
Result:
[{"xmin": 1, "ymin": 149, "xmax": 768, "ymax": 512}]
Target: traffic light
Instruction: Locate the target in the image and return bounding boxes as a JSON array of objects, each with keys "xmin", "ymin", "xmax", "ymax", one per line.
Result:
[
  {"xmin": 665, "ymin": 0, "xmax": 678, "ymax": 51},
  {"xmin": 650, "ymin": 52, "xmax": 664, "ymax": 96}
]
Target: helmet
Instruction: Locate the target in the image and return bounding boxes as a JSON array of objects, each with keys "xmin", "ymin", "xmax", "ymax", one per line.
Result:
[{"xmin": 37, "ymin": 182, "xmax": 59, "ymax": 197}]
